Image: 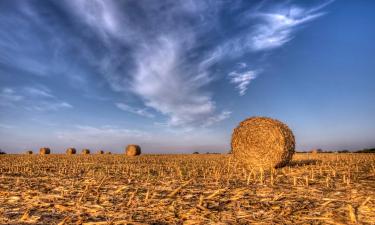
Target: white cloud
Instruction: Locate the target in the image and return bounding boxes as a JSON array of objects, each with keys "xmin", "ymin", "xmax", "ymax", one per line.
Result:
[
  {"xmin": 61, "ymin": 0, "xmax": 230, "ymax": 127},
  {"xmin": 16, "ymin": 0, "xmax": 329, "ymax": 127},
  {"xmin": 56, "ymin": 125, "xmax": 149, "ymax": 145},
  {"xmin": 214, "ymin": 3, "xmax": 329, "ymax": 60},
  {"xmin": 0, "ymin": 86, "xmax": 73, "ymax": 111},
  {"xmin": 204, "ymin": 111, "xmax": 232, "ymax": 127},
  {"xmin": 132, "ymin": 36, "xmax": 227, "ymax": 126},
  {"xmin": 24, "ymin": 86, "xmax": 54, "ymax": 98},
  {"xmin": 229, "ymin": 69, "xmax": 258, "ymax": 96},
  {"xmin": 60, "ymin": 1, "xmax": 330, "ymax": 127},
  {"xmin": 217, "ymin": 2, "xmax": 331, "ymax": 95},
  {"xmin": 250, "ymin": 8, "xmax": 325, "ymax": 51},
  {"xmin": 0, "ymin": 88, "xmax": 24, "ymax": 106},
  {"xmin": 26, "ymin": 101, "xmax": 73, "ymax": 111},
  {"xmin": 116, "ymin": 103, "xmax": 154, "ymax": 118},
  {"xmin": 66, "ymin": 0, "xmax": 125, "ymax": 43}
]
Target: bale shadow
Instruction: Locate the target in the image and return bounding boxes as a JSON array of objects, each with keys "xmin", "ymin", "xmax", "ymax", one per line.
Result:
[{"xmin": 288, "ymin": 159, "xmax": 321, "ymax": 167}]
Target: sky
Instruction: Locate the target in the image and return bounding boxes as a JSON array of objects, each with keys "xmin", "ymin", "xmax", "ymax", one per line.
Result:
[{"xmin": 0, "ymin": 0, "xmax": 374, "ymax": 154}]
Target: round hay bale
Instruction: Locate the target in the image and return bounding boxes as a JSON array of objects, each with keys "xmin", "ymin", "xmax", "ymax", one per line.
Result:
[
  {"xmin": 81, "ymin": 149, "xmax": 90, "ymax": 155},
  {"xmin": 39, "ymin": 147, "xmax": 51, "ymax": 155},
  {"xmin": 311, "ymin": 149, "xmax": 322, "ymax": 154},
  {"xmin": 66, "ymin": 148, "xmax": 76, "ymax": 155},
  {"xmin": 25, "ymin": 150, "xmax": 33, "ymax": 155},
  {"xmin": 125, "ymin": 145, "xmax": 141, "ymax": 156},
  {"xmin": 106, "ymin": 151, "xmax": 112, "ymax": 155},
  {"xmin": 231, "ymin": 117, "xmax": 295, "ymax": 168},
  {"xmin": 97, "ymin": 150, "xmax": 104, "ymax": 154}
]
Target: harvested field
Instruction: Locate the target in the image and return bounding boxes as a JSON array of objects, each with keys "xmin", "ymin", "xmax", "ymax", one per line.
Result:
[{"xmin": 0, "ymin": 153, "xmax": 374, "ymax": 224}]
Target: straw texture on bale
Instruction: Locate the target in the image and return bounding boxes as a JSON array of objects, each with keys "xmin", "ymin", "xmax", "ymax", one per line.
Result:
[
  {"xmin": 66, "ymin": 148, "xmax": 76, "ymax": 155},
  {"xmin": 39, "ymin": 147, "xmax": 51, "ymax": 155},
  {"xmin": 81, "ymin": 149, "xmax": 90, "ymax": 154},
  {"xmin": 97, "ymin": 150, "xmax": 104, "ymax": 154},
  {"xmin": 126, "ymin": 145, "xmax": 141, "ymax": 156},
  {"xmin": 25, "ymin": 150, "xmax": 33, "ymax": 155},
  {"xmin": 231, "ymin": 117, "xmax": 295, "ymax": 168}
]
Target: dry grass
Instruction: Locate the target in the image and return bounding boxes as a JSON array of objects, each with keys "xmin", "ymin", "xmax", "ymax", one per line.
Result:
[
  {"xmin": 231, "ymin": 117, "xmax": 295, "ymax": 168},
  {"xmin": 0, "ymin": 153, "xmax": 374, "ymax": 224}
]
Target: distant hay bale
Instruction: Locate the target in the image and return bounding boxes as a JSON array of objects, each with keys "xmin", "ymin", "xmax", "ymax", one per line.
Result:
[
  {"xmin": 311, "ymin": 149, "xmax": 322, "ymax": 154},
  {"xmin": 25, "ymin": 150, "xmax": 33, "ymax": 155},
  {"xmin": 125, "ymin": 145, "xmax": 141, "ymax": 156},
  {"xmin": 97, "ymin": 150, "xmax": 104, "ymax": 154},
  {"xmin": 81, "ymin": 149, "xmax": 90, "ymax": 155},
  {"xmin": 66, "ymin": 148, "xmax": 76, "ymax": 155},
  {"xmin": 106, "ymin": 151, "xmax": 112, "ymax": 155},
  {"xmin": 231, "ymin": 117, "xmax": 295, "ymax": 168},
  {"xmin": 39, "ymin": 147, "xmax": 51, "ymax": 155}
]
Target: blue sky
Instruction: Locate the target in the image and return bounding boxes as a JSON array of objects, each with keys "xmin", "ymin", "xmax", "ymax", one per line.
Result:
[{"xmin": 0, "ymin": 0, "xmax": 374, "ymax": 153}]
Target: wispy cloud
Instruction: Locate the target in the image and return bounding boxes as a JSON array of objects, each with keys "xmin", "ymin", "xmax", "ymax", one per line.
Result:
[
  {"xmin": 56, "ymin": 125, "xmax": 149, "ymax": 146},
  {"xmin": 63, "ymin": 0, "xmax": 228, "ymax": 127},
  {"xmin": 229, "ymin": 69, "xmax": 258, "ymax": 96},
  {"xmin": 132, "ymin": 36, "xmax": 225, "ymax": 126},
  {"xmin": 24, "ymin": 86, "xmax": 54, "ymax": 98},
  {"xmin": 0, "ymin": 86, "xmax": 72, "ymax": 111},
  {"xmin": 26, "ymin": 101, "xmax": 72, "ymax": 112},
  {"xmin": 215, "ymin": 1, "xmax": 331, "ymax": 57},
  {"xmin": 0, "ymin": 123, "xmax": 15, "ymax": 129},
  {"xmin": 250, "ymin": 7, "xmax": 326, "ymax": 51},
  {"xmin": 0, "ymin": 88, "xmax": 24, "ymax": 106},
  {"xmin": 0, "ymin": 0, "xmax": 332, "ymax": 127},
  {"xmin": 116, "ymin": 103, "xmax": 154, "ymax": 118},
  {"xmin": 217, "ymin": 1, "xmax": 332, "ymax": 95}
]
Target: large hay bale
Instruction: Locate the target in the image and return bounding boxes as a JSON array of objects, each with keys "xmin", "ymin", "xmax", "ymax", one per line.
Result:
[
  {"xmin": 81, "ymin": 149, "xmax": 90, "ymax": 155},
  {"xmin": 97, "ymin": 150, "xmax": 104, "ymax": 154},
  {"xmin": 231, "ymin": 117, "xmax": 295, "ymax": 168},
  {"xmin": 39, "ymin": 147, "xmax": 51, "ymax": 155},
  {"xmin": 125, "ymin": 145, "xmax": 141, "ymax": 156},
  {"xmin": 25, "ymin": 150, "xmax": 33, "ymax": 155},
  {"xmin": 66, "ymin": 148, "xmax": 76, "ymax": 155}
]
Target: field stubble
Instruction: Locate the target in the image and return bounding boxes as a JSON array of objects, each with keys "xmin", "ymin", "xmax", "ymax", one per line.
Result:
[{"xmin": 0, "ymin": 153, "xmax": 374, "ymax": 224}]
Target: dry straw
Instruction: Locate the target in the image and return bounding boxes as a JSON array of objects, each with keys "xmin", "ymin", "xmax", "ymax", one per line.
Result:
[
  {"xmin": 231, "ymin": 117, "xmax": 295, "ymax": 168},
  {"xmin": 81, "ymin": 149, "xmax": 90, "ymax": 155},
  {"xmin": 125, "ymin": 145, "xmax": 141, "ymax": 156},
  {"xmin": 39, "ymin": 147, "xmax": 51, "ymax": 155},
  {"xmin": 66, "ymin": 148, "xmax": 76, "ymax": 155}
]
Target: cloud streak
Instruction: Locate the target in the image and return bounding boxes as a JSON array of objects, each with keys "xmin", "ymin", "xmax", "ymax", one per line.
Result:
[
  {"xmin": 0, "ymin": 0, "xmax": 332, "ymax": 126},
  {"xmin": 0, "ymin": 86, "xmax": 72, "ymax": 111},
  {"xmin": 116, "ymin": 103, "xmax": 154, "ymax": 118},
  {"xmin": 229, "ymin": 69, "xmax": 258, "ymax": 96}
]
